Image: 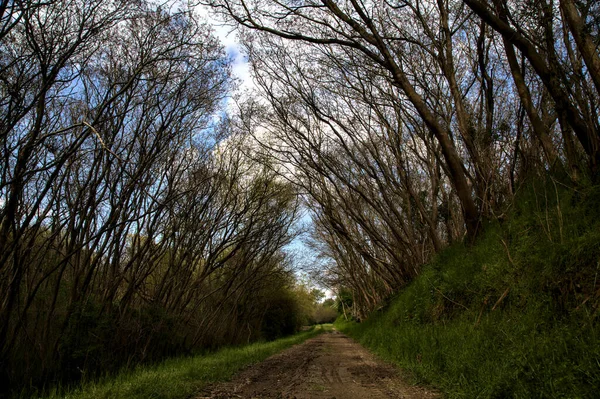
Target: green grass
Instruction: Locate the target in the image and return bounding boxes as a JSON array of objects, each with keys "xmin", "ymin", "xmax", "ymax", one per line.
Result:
[
  {"xmin": 35, "ymin": 325, "xmax": 330, "ymax": 399},
  {"xmin": 336, "ymin": 181, "xmax": 600, "ymax": 398}
]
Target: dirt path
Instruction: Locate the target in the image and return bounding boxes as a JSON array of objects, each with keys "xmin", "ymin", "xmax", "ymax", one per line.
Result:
[{"xmin": 198, "ymin": 331, "xmax": 440, "ymax": 399}]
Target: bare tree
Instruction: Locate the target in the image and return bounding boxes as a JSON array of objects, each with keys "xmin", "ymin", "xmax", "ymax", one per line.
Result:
[
  {"xmin": 1, "ymin": 1, "xmax": 302, "ymax": 391},
  {"xmin": 464, "ymin": 0, "xmax": 600, "ymax": 174},
  {"xmin": 203, "ymin": 0, "xmax": 486, "ymax": 238}
]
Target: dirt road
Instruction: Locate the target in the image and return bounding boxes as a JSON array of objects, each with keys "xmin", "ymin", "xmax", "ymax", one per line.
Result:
[{"xmin": 199, "ymin": 331, "xmax": 440, "ymax": 399}]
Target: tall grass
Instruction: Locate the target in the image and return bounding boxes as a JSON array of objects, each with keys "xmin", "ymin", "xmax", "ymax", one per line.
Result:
[
  {"xmin": 337, "ymin": 181, "xmax": 600, "ymax": 398},
  {"xmin": 30, "ymin": 325, "xmax": 330, "ymax": 399}
]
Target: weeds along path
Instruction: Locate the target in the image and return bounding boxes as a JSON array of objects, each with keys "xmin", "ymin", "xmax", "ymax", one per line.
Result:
[{"xmin": 198, "ymin": 331, "xmax": 440, "ymax": 399}]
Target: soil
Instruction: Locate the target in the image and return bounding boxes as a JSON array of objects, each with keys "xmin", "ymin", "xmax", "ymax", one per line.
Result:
[{"xmin": 198, "ymin": 331, "xmax": 441, "ymax": 399}]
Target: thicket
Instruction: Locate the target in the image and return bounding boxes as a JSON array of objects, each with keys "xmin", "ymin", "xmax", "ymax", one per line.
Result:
[
  {"xmin": 337, "ymin": 178, "xmax": 600, "ymax": 398},
  {"xmin": 312, "ymin": 298, "xmax": 338, "ymax": 325},
  {"xmin": 33, "ymin": 325, "xmax": 328, "ymax": 399},
  {"xmin": 200, "ymin": 1, "xmax": 599, "ymax": 394},
  {"xmin": 206, "ymin": 0, "xmax": 600, "ymax": 321},
  {"xmin": 0, "ymin": 1, "xmax": 316, "ymax": 396}
]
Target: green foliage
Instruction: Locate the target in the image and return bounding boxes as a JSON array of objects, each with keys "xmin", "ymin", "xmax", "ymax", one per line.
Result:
[
  {"xmin": 58, "ymin": 302, "xmax": 184, "ymax": 383},
  {"xmin": 335, "ymin": 288, "xmax": 354, "ymax": 318},
  {"xmin": 336, "ymin": 180, "xmax": 600, "ymax": 398},
  {"xmin": 261, "ymin": 287, "xmax": 305, "ymax": 340},
  {"xmin": 30, "ymin": 326, "xmax": 327, "ymax": 399},
  {"xmin": 270, "ymin": 283, "xmax": 340, "ymax": 329},
  {"xmin": 313, "ymin": 302, "xmax": 338, "ymax": 324}
]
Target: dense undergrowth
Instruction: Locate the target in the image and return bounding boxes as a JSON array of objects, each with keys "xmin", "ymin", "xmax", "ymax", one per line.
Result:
[
  {"xmin": 337, "ymin": 179, "xmax": 600, "ymax": 398},
  {"xmin": 23, "ymin": 325, "xmax": 330, "ymax": 399}
]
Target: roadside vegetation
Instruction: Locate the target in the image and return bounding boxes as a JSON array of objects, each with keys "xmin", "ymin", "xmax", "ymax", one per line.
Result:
[
  {"xmin": 337, "ymin": 180, "xmax": 600, "ymax": 398},
  {"xmin": 28, "ymin": 325, "xmax": 330, "ymax": 399}
]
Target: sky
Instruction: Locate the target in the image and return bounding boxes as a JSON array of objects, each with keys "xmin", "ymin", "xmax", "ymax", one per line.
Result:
[
  {"xmin": 197, "ymin": 7, "xmax": 254, "ymax": 92},
  {"xmin": 197, "ymin": 5, "xmax": 332, "ymax": 296}
]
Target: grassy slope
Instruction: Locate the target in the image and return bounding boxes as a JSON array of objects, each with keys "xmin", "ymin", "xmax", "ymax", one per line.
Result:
[
  {"xmin": 35, "ymin": 325, "xmax": 330, "ymax": 399},
  {"xmin": 337, "ymin": 181, "xmax": 600, "ymax": 398}
]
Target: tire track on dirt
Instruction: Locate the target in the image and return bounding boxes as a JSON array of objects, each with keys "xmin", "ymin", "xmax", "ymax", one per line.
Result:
[{"xmin": 199, "ymin": 331, "xmax": 440, "ymax": 399}]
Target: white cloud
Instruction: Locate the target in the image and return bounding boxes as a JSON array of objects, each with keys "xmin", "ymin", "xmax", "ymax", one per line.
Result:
[
  {"xmin": 195, "ymin": 5, "xmax": 254, "ymax": 93},
  {"xmin": 228, "ymin": 45, "xmax": 253, "ymax": 92}
]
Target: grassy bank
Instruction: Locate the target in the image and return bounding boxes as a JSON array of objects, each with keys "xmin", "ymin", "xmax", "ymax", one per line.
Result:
[
  {"xmin": 31, "ymin": 325, "xmax": 329, "ymax": 399},
  {"xmin": 337, "ymin": 181, "xmax": 600, "ymax": 398}
]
